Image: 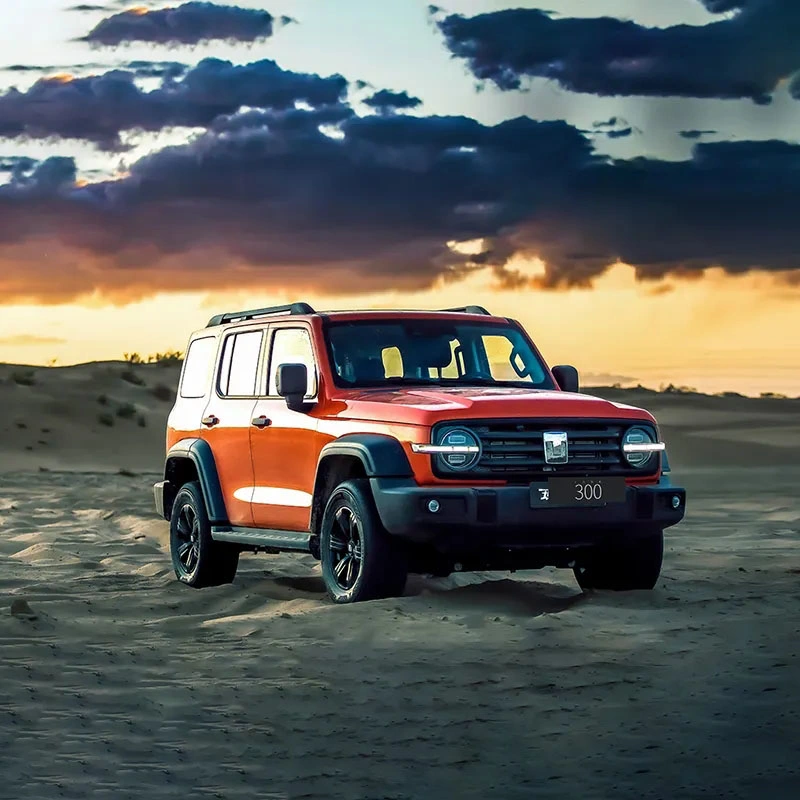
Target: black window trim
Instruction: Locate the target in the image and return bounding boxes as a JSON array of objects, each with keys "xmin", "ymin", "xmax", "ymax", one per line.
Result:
[
  {"xmin": 262, "ymin": 322, "xmax": 320, "ymax": 402},
  {"xmin": 320, "ymin": 316, "xmax": 556, "ymax": 391},
  {"xmin": 179, "ymin": 334, "xmax": 220, "ymax": 400},
  {"xmin": 213, "ymin": 325, "xmax": 267, "ymax": 401}
]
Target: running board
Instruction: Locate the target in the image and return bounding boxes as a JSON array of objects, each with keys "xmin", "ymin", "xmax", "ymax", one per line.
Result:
[{"xmin": 211, "ymin": 526, "xmax": 312, "ymax": 552}]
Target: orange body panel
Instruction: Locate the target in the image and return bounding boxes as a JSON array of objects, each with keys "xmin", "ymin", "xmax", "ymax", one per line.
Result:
[
  {"xmin": 200, "ymin": 397, "xmax": 257, "ymax": 527},
  {"xmin": 249, "ymin": 398, "xmax": 321, "ymax": 531}
]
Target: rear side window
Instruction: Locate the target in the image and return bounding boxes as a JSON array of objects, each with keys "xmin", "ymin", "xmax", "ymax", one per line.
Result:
[
  {"xmin": 180, "ymin": 337, "xmax": 217, "ymax": 399},
  {"xmin": 218, "ymin": 329, "xmax": 264, "ymax": 397}
]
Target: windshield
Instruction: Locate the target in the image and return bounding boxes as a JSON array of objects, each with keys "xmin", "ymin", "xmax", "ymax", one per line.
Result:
[{"xmin": 325, "ymin": 319, "xmax": 555, "ymax": 389}]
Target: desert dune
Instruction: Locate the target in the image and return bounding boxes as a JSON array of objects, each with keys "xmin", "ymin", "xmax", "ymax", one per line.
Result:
[{"xmin": 1, "ymin": 361, "xmax": 798, "ymax": 799}]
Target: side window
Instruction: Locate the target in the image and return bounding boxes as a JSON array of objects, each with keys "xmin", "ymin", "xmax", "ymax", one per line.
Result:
[
  {"xmin": 218, "ymin": 329, "xmax": 264, "ymax": 397},
  {"xmin": 382, "ymin": 346, "xmax": 402, "ymax": 378},
  {"xmin": 269, "ymin": 328, "xmax": 318, "ymax": 397},
  {"xmin": 180, "ymin": 336, "xmax": 217, "ymax": 399},
  {"xmin": 482, "ymin": 335, "xmax": 544, "ymax": 383}
]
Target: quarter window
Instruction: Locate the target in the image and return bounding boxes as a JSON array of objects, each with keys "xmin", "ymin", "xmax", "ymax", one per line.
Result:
[
  {"xmin": 179, "ymin": 336, "xmax": 217, "ymax": 399},
  {"xmin": 269, "ymin": 328, "xmax": 317, "ymax": 397},
  {"xmin": 218, "ymin": 329, "xmax": 264, "ymax": 397}
]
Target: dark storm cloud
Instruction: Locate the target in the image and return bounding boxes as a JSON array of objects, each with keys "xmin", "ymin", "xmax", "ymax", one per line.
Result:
[
  {"xmin": 1, "ymin": 110, "xmax": 798, "ymax": 303},
  {"xmin": 510, "ymin": 139, "xmax": 800, "ymax": 288},
  {"xmin": 208, "ymin": 103, "xmax": 354, "ymax": 135},
  {"xmin": 680, "ymin": 129, "xmax": 717, "ymax": 139},
  {"xmin": 699, "ymin": 0, "xmax": 752, "ymax": 10},
  {"xmin": 363, "ymin": 89, "xmax": 422, "ymax": 111},
  {"xmin": 436, "ymin": 0, "xmax": 800, "ymax": 103},
  {"xmin": 82, "ymin": 2, "xmax": 282, "ymax": 47},
  {"xmin": 1, "ymin": 61, "xmax": 188, "ymax": 79},
  {"xmin": 592, "ymin": 117, "xmax": 626, "ymax": 129},
  {"xmin": 0, "ymin": 58, "xmax": 348, "ymax": 149},
  {"xmin": 0, "ymin": 156, "xmax": 38, "ymax": 183},
  {"xmin": 125, "ymin": 60, "xmax": 188, "ymax": 79}
]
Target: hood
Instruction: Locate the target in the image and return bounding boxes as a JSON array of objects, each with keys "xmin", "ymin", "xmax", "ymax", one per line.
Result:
[{"xmin": 327, "ymin": 385, "xmax": 657, "ymax": 428}]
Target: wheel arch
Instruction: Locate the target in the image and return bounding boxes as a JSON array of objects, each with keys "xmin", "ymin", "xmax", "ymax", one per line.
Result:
[
  {"xmin": 164, "ymin": 438, "xmax": 229, "ymax": 525},
  {"xmin": 309, "ymin": 434, "xmax": 413, "ymax": 540}
]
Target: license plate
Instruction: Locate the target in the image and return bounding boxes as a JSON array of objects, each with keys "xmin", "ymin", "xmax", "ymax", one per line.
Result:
[{"xmin": 530, "ymin": 477, "xmax": 626, "ymax": 508}]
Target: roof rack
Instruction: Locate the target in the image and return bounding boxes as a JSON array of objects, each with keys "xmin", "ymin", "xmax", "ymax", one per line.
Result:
[
  {"xmin": 206, "ymin": 302, "xmax": 316, "ymax": 327},
  {"xmin": 440, "ymin": 305, "xmax": 491, "ymax": 315}
]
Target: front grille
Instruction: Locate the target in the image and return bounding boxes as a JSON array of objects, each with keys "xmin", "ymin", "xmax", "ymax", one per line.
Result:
[{"xmin": 433, "ymin": 418, "xmax": 658, "ymax": 481}]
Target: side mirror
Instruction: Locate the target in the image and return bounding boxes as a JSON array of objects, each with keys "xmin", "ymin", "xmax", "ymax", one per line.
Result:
[
  {"xmin": 276, "ymin": 363, "xmax": 308, "ymax": 411},
  {"xmin": 551, "ymin": 365, "xmax": 579, "ymax": 393}
]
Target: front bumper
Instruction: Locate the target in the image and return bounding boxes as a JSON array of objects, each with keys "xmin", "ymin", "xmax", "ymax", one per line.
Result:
[{"xmin": 370, "ymin": 476, "xmax": 685, "ymax": 550}]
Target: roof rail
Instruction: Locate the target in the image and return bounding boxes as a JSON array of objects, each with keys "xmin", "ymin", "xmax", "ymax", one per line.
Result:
[
  {"xmin": 440, "ymin": 305, "xmax": 491, "ymax": 315},
  {"xmin": 206, "ymin": 302, "xmax": 316, "ymax": 327}
]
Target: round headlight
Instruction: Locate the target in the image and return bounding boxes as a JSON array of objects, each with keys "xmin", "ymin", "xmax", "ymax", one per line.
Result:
[
  {"xmin": 438, "ymin": 427, "xmax": 481, "ymax": 471},
  {"xmin": 623, "ymin": 426, "xmax": 655, "ymax": 468}
]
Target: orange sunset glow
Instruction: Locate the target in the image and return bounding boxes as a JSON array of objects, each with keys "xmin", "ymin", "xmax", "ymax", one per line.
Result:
[
  {"xmin": 2, "ymin": 263, "xmax": 798, "ymax": 396},
  {"xmin": 2, "ymin": 0, "xmax": 800, "ymax": 397}
]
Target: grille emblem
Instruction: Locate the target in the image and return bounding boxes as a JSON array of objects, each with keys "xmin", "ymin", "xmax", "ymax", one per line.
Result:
[{"xmin": 543, "ymin": 431, "xmax": 569, "ymax": 464}]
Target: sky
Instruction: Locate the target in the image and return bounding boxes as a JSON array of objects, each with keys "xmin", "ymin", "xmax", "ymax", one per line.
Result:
[{"xmin": 1, "ymin": 0, "xmax": 799, "ymax": 395}]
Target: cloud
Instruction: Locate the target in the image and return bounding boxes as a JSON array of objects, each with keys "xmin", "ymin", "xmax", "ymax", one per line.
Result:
[
  {"xmin": 1, "ymin": 60, "xmax": 188, "ymax": 79},
  {"xmin": 592, "ymin": 116, "xmax": 627, "ymax": 129},
  {"xmin": 0, "ymin": 156, "xmax": 38, "ymax": 179},
  {"xmin": 363, "ymin": 89, "xmax": 422, "ymax": 112},
  {"xmin": 581, "ymin": 372, "xmax": 639, "ymax": 386},
  {"xmin": 82, "ymin": 2, "xmax": 284, "ymax": 47},
  {"xmin": 436, "ymin": 1, "xmax": 800, "ymax": 103},
  {"xmin": 699, "ymin": 0, "xmax": 752, "ymax": 10},
  {"xmin": 0, "ymin": 334, "xmax": 66, "ymax": 346},
  {"xmin": 680, "ymin": 129, "xmax": 717, "ymax": 139},
  {"xmin": 125, "ymin": 60, "xmax": 188, "ymax": 79},
  {"xmin": 0, "ymin": 110, "xmax": 799, "ymax": 304},
  {"xmin": 0, "ymin": 58, "xmax": 348, "ymax": 149}
]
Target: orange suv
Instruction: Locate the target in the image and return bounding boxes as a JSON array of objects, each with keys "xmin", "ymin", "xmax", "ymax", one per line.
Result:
[{"xmin": 154, "ymin": 303, "xmax": 686, "ymax": 603}]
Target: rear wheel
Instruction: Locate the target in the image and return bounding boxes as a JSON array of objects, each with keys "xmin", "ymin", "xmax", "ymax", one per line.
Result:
[
  {"xmin": 574, "ymin": 528, "xmax": 664, "ymax": 591},
  {"xmin": 170, "ymin": 481, "xmax": 239, "ymax": 587},
  {"xmin": 320, "ymin": 479, "xmax": 407, "ymax": 603}
]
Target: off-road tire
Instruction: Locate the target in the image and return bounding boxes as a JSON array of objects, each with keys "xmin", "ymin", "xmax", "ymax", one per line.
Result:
[
  {"xmin": 574, "ymin": 528, "xmax": 664, "ymax": 591},
  {"xmin": 320, "ymin": 479, "xmax": 408, "ymax": 603},
  {"xmin": 169, "ymin": 481, "xmax": 239, "ymax": 588}
]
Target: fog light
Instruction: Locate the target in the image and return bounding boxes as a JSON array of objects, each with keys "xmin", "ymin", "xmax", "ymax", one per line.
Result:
[
  {"xmin": 427, "ymin": 499, "xmax": 440, "ymax": 513},
  {"xmin": 671, "ymin": 495, "xmax": 681, "ymax": 509}
]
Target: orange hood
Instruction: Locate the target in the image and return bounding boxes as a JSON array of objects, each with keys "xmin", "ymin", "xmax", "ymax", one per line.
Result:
[{"xmin": 326, "ymin": 386, "xmax": 657, "ymax": 429}]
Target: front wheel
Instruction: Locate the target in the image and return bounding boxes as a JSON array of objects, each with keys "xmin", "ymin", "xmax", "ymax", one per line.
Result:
[
  {"xmin": 574, "ymin": 528, "xmax": 664, "ymax": 591},
  {"xmin": 320, "ymin": 479, "xmax": 407, "ymax": 603}
]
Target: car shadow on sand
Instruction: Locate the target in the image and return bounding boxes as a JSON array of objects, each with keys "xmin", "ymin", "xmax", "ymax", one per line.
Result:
[{"xmin": 250, "ymin": 569, "xmax": 588, "ymax": 618}]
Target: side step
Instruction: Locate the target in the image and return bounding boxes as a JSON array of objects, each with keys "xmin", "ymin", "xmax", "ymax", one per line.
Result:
[{"xmin": 211, "ymin": 526, "xmax": 312, "ymax": 552}]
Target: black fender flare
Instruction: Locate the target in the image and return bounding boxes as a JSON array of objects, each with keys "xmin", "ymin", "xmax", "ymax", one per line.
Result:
[
  {"xmin": 165, "ymin": 438, "xmax": 229, "ymax": 525},
  {"xmin": 316, "ymin": 433, "xmax": 414, "ymax": 479}
]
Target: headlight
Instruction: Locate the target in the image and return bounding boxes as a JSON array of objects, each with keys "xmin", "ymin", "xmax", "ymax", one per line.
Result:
[
  {"xmin": 622, "ymin": 426, "xmax": 664, "ymax": 468},
  {"xmin": 411, "ymin": 427, "xmax": 481, "ymax": 471}
]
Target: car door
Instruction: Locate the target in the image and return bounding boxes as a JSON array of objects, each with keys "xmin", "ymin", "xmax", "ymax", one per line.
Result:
[
  {"xmin": 200, "ymin": 326, "xmax": 265, "ymax": 528},
  {"xmin": 249, "ymin": 324, "xmax": 321, "ymax": 532}
]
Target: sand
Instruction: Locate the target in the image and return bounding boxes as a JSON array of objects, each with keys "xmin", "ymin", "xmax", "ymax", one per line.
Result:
[{"xmin": 1, "ymin": 362, "xmax": 799, "ymax": 799}]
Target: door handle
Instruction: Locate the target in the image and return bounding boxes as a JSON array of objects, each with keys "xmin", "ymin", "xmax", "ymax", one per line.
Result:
[
  {"xmin": 251, "ymin": 415, "xmax": 272, "ymax": 429},
  {"xmin": 201, "ymin": 414, "xmax": 220, "ymax": 427}
]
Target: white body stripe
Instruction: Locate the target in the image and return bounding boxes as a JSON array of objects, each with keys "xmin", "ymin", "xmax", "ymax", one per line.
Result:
[{"xmin": 233, "ymin": 486, "xmax": 313, "ymax": 507}]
